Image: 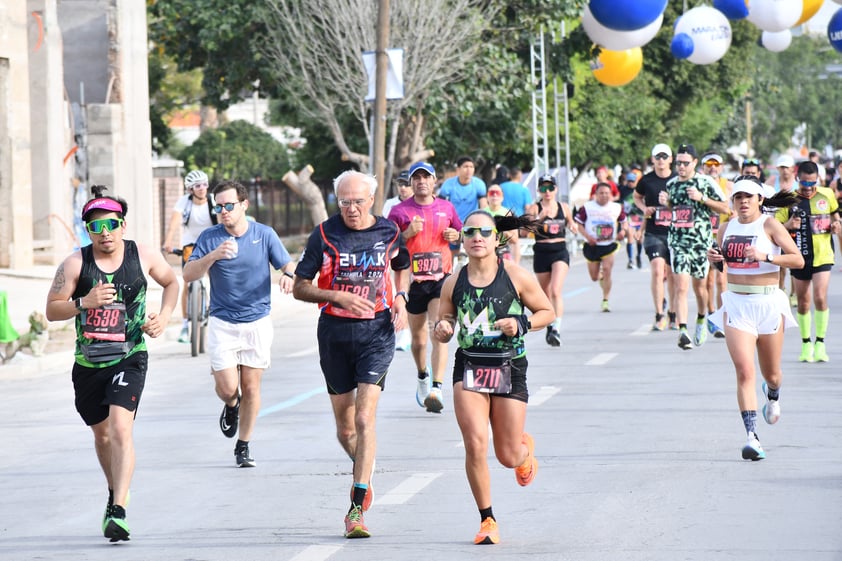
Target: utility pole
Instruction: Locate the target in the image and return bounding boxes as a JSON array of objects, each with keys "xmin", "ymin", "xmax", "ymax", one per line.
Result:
[
  {"xmin": 372, "ymin": 0, "xmax": 390, "ymax": 214},
  {"xmin": 745, "ymin": 95, "xmax": 752, "ymax": 157}
]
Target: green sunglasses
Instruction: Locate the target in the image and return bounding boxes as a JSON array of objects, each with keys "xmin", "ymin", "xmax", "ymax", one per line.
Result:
[{"xmin": 86, "ymin": 217, "xmax": 124, "ymax": 234}]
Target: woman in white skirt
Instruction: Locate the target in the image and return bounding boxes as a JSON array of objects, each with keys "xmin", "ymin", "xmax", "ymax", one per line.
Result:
[{"xmin": 707, "ymin": 176, "xmax": 803, "ymax": 461}]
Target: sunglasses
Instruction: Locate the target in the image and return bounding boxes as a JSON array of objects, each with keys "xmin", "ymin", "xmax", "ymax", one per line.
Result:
[
  {"xmin": 213, "ymin": 202, "xmax": 240, "ymax": 213},
  {"xmin": 462, "ymin": 226, "xmax": 496, "ymax": 238},
  {"xmin": 538, "ymin": 185, "xmax": 556, "ymax": 192},
  {"xmin": 704, "ymin": 160, "xmax": 721, "ymax": 167},
  {"xmin": 675, "ymin": 160, "xmax": 694, "ymax": 167},
  {"xmin": 653, "ymin": 153, "xmax": 670, "ymax": 161},
  {"xmin": 86, "ymin": 217, "xmax": 124, "ymax": 234},
  {"xmin": 798, "ymin": 180, "xmax": 818, "ymax": 188},
  {"xmin": 338, "ymin": 198, "xmax": 370, "ymax": 208},
  {"xmin": 743, "ymin": 158, "xmax": 760, "ymax": 166}
]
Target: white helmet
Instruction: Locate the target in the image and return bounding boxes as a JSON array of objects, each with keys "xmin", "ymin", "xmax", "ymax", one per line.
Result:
[{"xmin": 184, "ymin": 170, "xmax": 209, "ymax": 190}]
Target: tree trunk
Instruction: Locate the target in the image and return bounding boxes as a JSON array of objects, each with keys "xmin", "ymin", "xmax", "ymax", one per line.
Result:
[{"xmin": 282, "ymin": 165, "xmax": 328, "ymax": 226}]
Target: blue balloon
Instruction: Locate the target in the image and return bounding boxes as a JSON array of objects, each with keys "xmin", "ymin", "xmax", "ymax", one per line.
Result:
[
  {"xmin": 829, "ymin": 8, "xmax": 842, "ymax": 54},
  {"xmin": 713, "ymin": 0, "xmax": 748, "ymax": 20},
  {"xmin": 589, "ymin": 0, "xmax": 667, "ymax": 32},
  {"xmin": 671, "ymin": 33, "xmax": 694, "ymax": 60}
]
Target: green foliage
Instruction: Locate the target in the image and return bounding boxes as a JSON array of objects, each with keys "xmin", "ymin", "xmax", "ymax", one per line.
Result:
[
  {"xmin": 178, "ymin": 120, "xmax": 290, "ymax": 181},
  {"xmin": 148, "ymin": 49, "xmax": 204, "ymax": 154}
]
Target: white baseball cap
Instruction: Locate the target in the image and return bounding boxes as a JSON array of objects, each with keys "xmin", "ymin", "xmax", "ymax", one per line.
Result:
[
  {"xmin": 775, "ymin": 154, "xmax": 794, "ymax": 168},
  {"xmin": 651, "ymin": 143, "xmax": 672, "ymax": 158}
]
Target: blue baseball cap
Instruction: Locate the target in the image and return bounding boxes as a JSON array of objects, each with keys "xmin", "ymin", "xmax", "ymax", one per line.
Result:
[{"xmin": 409, "ymin": 162, "xmax": 436, "ymax": 179}]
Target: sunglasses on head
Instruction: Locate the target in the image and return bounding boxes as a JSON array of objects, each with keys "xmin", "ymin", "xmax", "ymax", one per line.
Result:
[
  {"xmin": 538, "ymin": 184, "xmax": 556, "ymax": 192},
  {"xmin": 462, "ymin": 226, "xmax": 496, "ymax": 238},
  {"xmin": 798, "ymin": 180, "xmax": 818, "ymax": 188},
  {"xmin": 653, "ymin": 153, "xmax": 670, "ymax": 161},
  {"xmin": 86, "ymin": 217, "xmax": 124, "ymax": 234},
  {"xmin": 743, "ymin": 158, "xmax": 760, "ymax": 166},
  {"xmin": 212, "ymin": 202, "xmax": 239, "ymax": 213}
]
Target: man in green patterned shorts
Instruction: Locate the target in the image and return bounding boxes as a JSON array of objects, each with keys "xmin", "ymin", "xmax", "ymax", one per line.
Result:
[{"xmin": 658, "ymin": 144, "xmax": 729, "ymax": 350}]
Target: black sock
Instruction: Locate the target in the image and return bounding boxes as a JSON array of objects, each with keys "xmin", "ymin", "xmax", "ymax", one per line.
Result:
[
  {"xmin": 350, "ymin": 484, "xmax": 368, "ymax": 510},
  {"xmin": 816, "ymin": 337, "xmax": 824, "ymax": 343},
  {"xmin": 432, "ymin": 381, "xmax": 442, "ymax": 389},
  {"xmin": 111, "ymin": 505, "xmax": 126, "ymax": 519},
  {"xmin": 655, "ymin": 313, "xmax": 663, "ymax": 322},
  {"xmin": 108, "ymin": 488, "xmax": 114, "ymax": 508},
  {"xmin": 479, "ymin": 506, "xmax": 495, "ymax": 522},
  {"xmin": 668, "ymin": 312, "xmax": 676, "ymax": 322},
  {"xmin": 802, "ymin": 338, "xmax": 811, "ymax": 343},
  {"xmin": 417, "ymin": 370, "xmax": 429, "ymax": 380},
  {"xmin": 766, "ymin": 385, "xmax": 780, "ymax": 401},
  {"xmin": 235, "ymin": 439, "xmax": 248, "ymax": 450},
  {"xmin": 697, "ymin": 314, "xmax": 706, "ymax": 322},
  {"xmin": 679, "ymin": 323, "xmax": 687, "ymax": 331}
]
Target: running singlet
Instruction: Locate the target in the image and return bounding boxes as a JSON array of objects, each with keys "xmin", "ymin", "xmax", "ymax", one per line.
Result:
[
  {"xmin": 721, "ymin": 215, "xmax": 779, "ymax": 274},
  {"xmin": 775, "ymin": 186, "xmax": 839, "ymax": 267},
  {"xmin": 533, "ymin": 202, "xmax": 567, "ymax": 241},
  {"xmin": 388, "ymin": 197, "xmax": 462, "ymax": 282},
  {"xmin": 635, "ymin": 170, "xmax": 676, "ymax": 237},
  {"xmin": 452, "ymin": 259, "xmax": 526, "ymax": 358},
  {"xmin": 72, "ymin": 240, "xmax": 148, "ymax": 367},
  {"xmin": 296, "ymin": 214, "xmax": 408, "ymax": 319},
  {"xmin": 574, "ymin": 200, "xmax": 626, "ymax": 246}
]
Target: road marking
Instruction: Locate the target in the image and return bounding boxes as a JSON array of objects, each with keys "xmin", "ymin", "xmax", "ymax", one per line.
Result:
[
  {"xmin": 259, "ymin": 387, "xmax": 323, "ymax": 417},
  {"xmin": 289, "ymin": 545, "xmax": 342, "ymax": 561},
  {"xmin": 586, "ymin": 352, "xmax": 617, "ymax": 366},
  {"xmin": 564, "ymin": 286, "xmax": 590, "ymax": 298},
  {"xmin": 287, "ymin": 346, "xmax": 318, "ymax": 358},
  {"xmin": 529, "ymin": 385, "xmax": 560, "ymax": 407},
  {"xmin": 375, "ymin": 472, "xmax": 442, "ymax": 506},
  {"xmin": 630, "ymin": 323, "xmax": 652, "ymax": 336}
]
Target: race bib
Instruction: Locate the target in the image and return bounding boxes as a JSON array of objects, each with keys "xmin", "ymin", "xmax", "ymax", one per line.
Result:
[
  {"xmin": 723, "ymin": 234, "xmax": 759, "ymax": 269},
  {"xmin": 654, "ymin": 206, "xmax": 672, "ymax": 227},
  {"xmin": 543, "ymin": 219, "xmax": 565, "ymax": 235},
  {"xmin": 332, "ymin": 276, "xmax": 377, "ymax": 319},
  {"xmin": 462, "ymin": 350, "xmax": 513, "ymax": 394},
  {"xmin": 673, "ymin": 205, "xmax": 695, "ymax": 228},
  {"xmin": 593, "ymin": 221, "xmax": 615, "ymax": 242},
  {"xmin": 81, "ymin": 302, "xmax": 127, "ymax": 342},
  {"xmin": 809, "ymin": 214, "xmax": 831, "ymax": 234},
  {"xmin": 411, "ymin": 252, "xmax": 443, "ymax": 276},
  {"xmin": 710, "ymin": 214, "xmax": 721, "ymax": 232},
  {"xmin": 629, "ymin": 214, "xmax": 643, "ymax": 228}
]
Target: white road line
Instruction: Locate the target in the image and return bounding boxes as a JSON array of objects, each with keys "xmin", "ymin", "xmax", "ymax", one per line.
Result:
[
  {"xmin": 287, "ymin": 346, "xmax": 318, "ymax": 358},
  {"xmin": 375, "ymin": 472, "xmax": 442, "ymax": 506},
  {"xmin": 630, "ymin": 323, "xmax": 652, "ymax": 336},
  {"xmin": 289, "ymin": 545, "xmax": 342, "ymax": 561},
  {"xmin": 529, "ymin": 385, "xmax": 561, "ymax": 407},
  {"xmin": 585, "ymin": 352, "xmax": 617, "ymax": 366}
]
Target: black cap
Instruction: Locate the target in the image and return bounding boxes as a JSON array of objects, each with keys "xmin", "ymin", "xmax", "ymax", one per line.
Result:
[
  {"xmin": 676, "ymin": 143, "xmax": 697, "ymax": 158},
  {"xmin": 395, "ymin": 170, "xmax": 410, "ymax": 184},
  {"xmin": 538, "ymin": 174, "xmax": 556, "ymax": 185}
]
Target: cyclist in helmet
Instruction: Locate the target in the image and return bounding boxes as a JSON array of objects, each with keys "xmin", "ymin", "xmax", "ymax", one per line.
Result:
[{"xmin": 163, "ymin": 169, "xmax": 218, "ymax": 342}]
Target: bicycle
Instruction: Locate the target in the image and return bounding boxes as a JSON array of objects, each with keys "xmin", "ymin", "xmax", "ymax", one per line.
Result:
[{"xmin": 168, "ymin": 248, "xmax": 209, "ymax": 357}]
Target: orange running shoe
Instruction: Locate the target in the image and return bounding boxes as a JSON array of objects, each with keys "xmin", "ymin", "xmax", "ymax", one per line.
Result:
[
  {"xmin": 474, "ymin": 517, "xmax": 499, "ymax": 545},
  {"xmin": 344, "ymin": 505, "xmax": 371, "ymax": 539},
  {"xmin": 514, "ymin": 432, "xmax": 537, "ymax": 486}
]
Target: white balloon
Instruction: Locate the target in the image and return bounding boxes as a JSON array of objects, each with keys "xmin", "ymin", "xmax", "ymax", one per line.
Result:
[
  {"xmin": 582, "ymin": 5, "xmax": 663, "ymax": 50},
  {"xmin": 747, "ymin": 0, "xmax": 801, "ymax": 32},
  {"xmin": 761, "ymin": 29, "xmax": 792, "ymax": 52},
  {"xmin": 674, "ymin": 6, "xmax": 732, "ymax": 65}
]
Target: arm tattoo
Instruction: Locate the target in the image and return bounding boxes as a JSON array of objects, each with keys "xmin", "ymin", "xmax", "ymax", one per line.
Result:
[{"xmin": 50, "ymin": 263, "xmax": 66, "ymax": 293}]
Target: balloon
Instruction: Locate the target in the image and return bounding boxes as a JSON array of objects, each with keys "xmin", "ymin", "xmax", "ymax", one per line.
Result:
[
  {"xmin": 589, "ymin": 0, "xmax": 667, "ymax": 32},
  {"xmin": 713, "ymin": 0, "xmax": 749, "ymax": 20},
  {"xmin": 671, "ymin": 33, "xmax": 694, "ymax": 59},
  {"xmin": 795, "ymin": 0, "xmax": 824, "ymax": 26},
  {"xmin": 591, "ymin": 47, "xmax": 643, "ymax": 87},
  {"xmin": 673, "ymin": 6, "xmax": 732, "ymax": 65},
  {"xmin": 828, "ymin": 8, "xmax": 842, "ymax": 54},
  {"xmin": 582, "ymin": 5, "xmax": 664, "ymax": 50},
  {"xmin": 761, "ymin": 29, "xmax": 792, "ymax": 52},
  {"xmin": 747, "ymin": 0, "xmax": 801, "ymax": 32}
]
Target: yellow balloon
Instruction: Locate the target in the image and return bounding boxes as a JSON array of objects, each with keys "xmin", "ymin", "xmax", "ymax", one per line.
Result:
[
  {"xmin": 795, "ymin": 0, "xmax": 823, "ymax": 26},
  {"xmin": 592, "ymin": 47, "xmax": 643, "ymax": 87}
]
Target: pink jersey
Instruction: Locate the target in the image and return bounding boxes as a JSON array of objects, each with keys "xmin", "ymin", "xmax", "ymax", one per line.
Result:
[{"xmin": 388, "ymin": 197, "xmax": 462, "ymax": 281}]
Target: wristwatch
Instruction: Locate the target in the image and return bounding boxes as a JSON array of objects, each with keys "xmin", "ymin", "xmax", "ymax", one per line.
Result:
[
  {"xmin": 395, "ymin": 291, "xmax": 409, "ymax": 304},
  {"xmin": 75, "ymin": 297, "xmax": 85, "ymax": 311},
  {"xmin": 765, "ymin": 254, "xmax": 774, "ymax": 264}
]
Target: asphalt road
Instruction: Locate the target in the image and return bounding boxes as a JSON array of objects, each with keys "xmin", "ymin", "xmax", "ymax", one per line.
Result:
[{"xmin": 1, "ymin": 253, "xmax": 840, "ymax": 561}]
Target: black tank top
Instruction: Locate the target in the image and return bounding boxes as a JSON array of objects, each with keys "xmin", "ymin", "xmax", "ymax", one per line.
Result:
[{"xmin": 534, "ymin": 202, "xmax": 567, "ymax": 241}]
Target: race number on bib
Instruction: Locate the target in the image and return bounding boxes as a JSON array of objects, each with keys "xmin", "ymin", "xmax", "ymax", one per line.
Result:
[
  {"xmin": 809, "ymin": 214, "xmax": 831, "ymax": 234},
  {"xmin": 673, "ymin": 205, "xmax": 695, "ymax": 228},
  {"xmin": 723, "ymin": 234, "xmax": 759, "ymax": 269},
  {"xmin": 654, "ymin": 206, "xmax": 672, "ymax": 227},
  {"xmin": 593, "ymin": 222, "xmax": 615, "ymax": 242},
  {"xmin": 462, "ymin": 350, "xmax": 513, "ymax": 394},
  {"xmin": 543, "ymin": 219, "xmax": 565, "ymax": 236},
  {"xmin": 332, "ymin": 276, "xmax": 377, "ymax": 318},
  {"xmin": 82, "ymin": 302, "xmax": 127, "ymax": 341},
  {"xmin": 411, "ymin": 252, "xmax": 443, "ymax": 276}
]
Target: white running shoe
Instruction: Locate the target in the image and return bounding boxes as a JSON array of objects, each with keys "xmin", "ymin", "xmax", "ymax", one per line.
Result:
[
  {"xmin": 424, "ymin": 386, "xmax": 444, "ymax": 413},
  {"xmin": 416, "ymin": 375, "xmax": 430, "ymax": 408},
  {"xmin": 761, "ymin": 382, "xmax": 780, "ymax": 425},
  {"xmin": 741, "ymin": 432, "xmax": 766, "ymax": 461}
]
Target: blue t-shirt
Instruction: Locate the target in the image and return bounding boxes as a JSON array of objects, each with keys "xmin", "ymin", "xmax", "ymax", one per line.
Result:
[
  {"xmin": 439, "ymin": 176, "xmax": 487, "ymax": 221},
  {"xmin": 499, "ymin": 181, "xmax": 531, "ymax": 216},
  {"xmin": 190, "ymin": 222, "xmax": 291, "ymax": 323}
]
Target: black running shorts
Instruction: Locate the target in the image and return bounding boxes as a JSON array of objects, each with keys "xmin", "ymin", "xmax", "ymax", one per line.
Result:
[
  {"xmin": 407, "ymin": 277, "xmax": 447, "ymax": 315},
  {"xmin": 532, "ymin": 242, "xmax": 570, "ymax": 273},
  {"xmin": 72, "ymin": 351, "xmax": 148, "ymax": 426}
]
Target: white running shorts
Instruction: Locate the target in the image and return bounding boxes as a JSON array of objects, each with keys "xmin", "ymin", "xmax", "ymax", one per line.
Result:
[
  {"xmin": 709, "ymin": 289, "xmax": 796, "ymax": 337},
  {"xmin": 208, "ymin": 315, "xmax": 274, "ymax": 371}
]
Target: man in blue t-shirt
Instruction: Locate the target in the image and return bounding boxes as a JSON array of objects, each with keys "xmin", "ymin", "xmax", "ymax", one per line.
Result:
[
  {"xmin": 499, "ymin": 166, "xmax": 531, "ymax": 216},
  {"xmin": 184, "ymin": 180, "xmax": 296, "ymax": 468},
  {"xmin": 438, "ymin": 156, "xmax": 487, "ymax": 259}
]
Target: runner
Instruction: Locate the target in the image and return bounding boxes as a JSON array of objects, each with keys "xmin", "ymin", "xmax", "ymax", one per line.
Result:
[
  {"xmin": 293, "ymin": 170, "xmax": 409, "ymax": 538},
  {"xmin": 388, "ymin": 162, "xmax": 462, "ymax": 413},
  {"xmin": 707, "ymin": 177, "xmax": 803, "ymax": 460},
  {"xmin": 45, "ymin": 185, "xmax": 179, "ymax": 541},
  {"xmin": 433, "ymin": 209, "xmax": 553, "ymax": 545}
]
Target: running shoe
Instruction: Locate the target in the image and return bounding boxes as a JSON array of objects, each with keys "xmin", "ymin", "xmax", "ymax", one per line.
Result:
[
  {"xmin": 761, "ymin": 382, "xmax": 780, "ymax": 425},
  {"xmin": 669, "ymin": 320, "xmax": 678, "ymax": 331},
  {"xmin": 235, "ymin": 442, "xmax": 255, "ymax": 468},
  {"xmin": 103, "ymin": 506, "xmax": 130, "ymax": 542},
  {"xmin": 545, "ymin": 326, "xmax": 562, "ymax": 347},
  {"xmin": 713, "ymin": 327, "xmax": 725, "ymax": 339},
  {"xmin": 102, "ymin": 490, "xmax": 130, "ymax": 533},
  {"xmin": 693, "ymin": 320, "xmax": 707, "ymax": 347},
  {"xmin": 652, "ymin": 315, "xmax": 668, "ymax": 331},
  {"xmin": 416, "ymin": 374, "xmax": 430, "ymax": 408},
  {"xmin": 514, "ymin": 433, "xmax": 537, "ymax": 486},
  {"xmin": 706, "ymin": 318, "xmax": 717, "ymax": 335},
  {"xmin": 219, "ymin": 399, "xmax": 240, "ymax": 438},
  {"xmin": 626, "ymin": 261, "xmax": 634, "ymax": 269},
  {"xmin": 394, "ymin": 329, "xmax": 411, "ymax": 352},
  {"xmin": 350, "ymin": 458, "xmax": 375, "ymax": 512},
  {"xmin": 178, "ymin": 326, "xmax": 189, "ymax": 343},
  {"xmin": 424, "ymin": 386, "xmax": 444, "ymax": 413},
  {"xmin": 474, "ymin": 517, "xmax": 500, "ymax": 545},
  {"xmin": 344, "ymin": 505, "xmax": 370, "ymax": 538},
  {"xmin": 677, "ymin": 329, "xmax": 692, "ymax": 350},
  {"xmin": 601, "ymin": 299, "xmax": 610, "ymax": 313},
  {"xmin": 741, "ymin": 432, "xmax": 766, "ymax": 461},
  {"xmin": 798, "ymin": 342, "xmax": 814, "ymax": 363},
  {"xmin": 814, "ymin": 341, "xmax": 829, "ymax": 362}
]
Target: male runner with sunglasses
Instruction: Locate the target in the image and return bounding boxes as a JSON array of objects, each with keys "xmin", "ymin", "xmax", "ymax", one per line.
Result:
[
  {"xmin": 46, "ymin": 185, "xmax": 179, "ymax": 542},
  {"xmin": 184, "ymin": 180, "xmax": 296, "ymax": 467}
]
